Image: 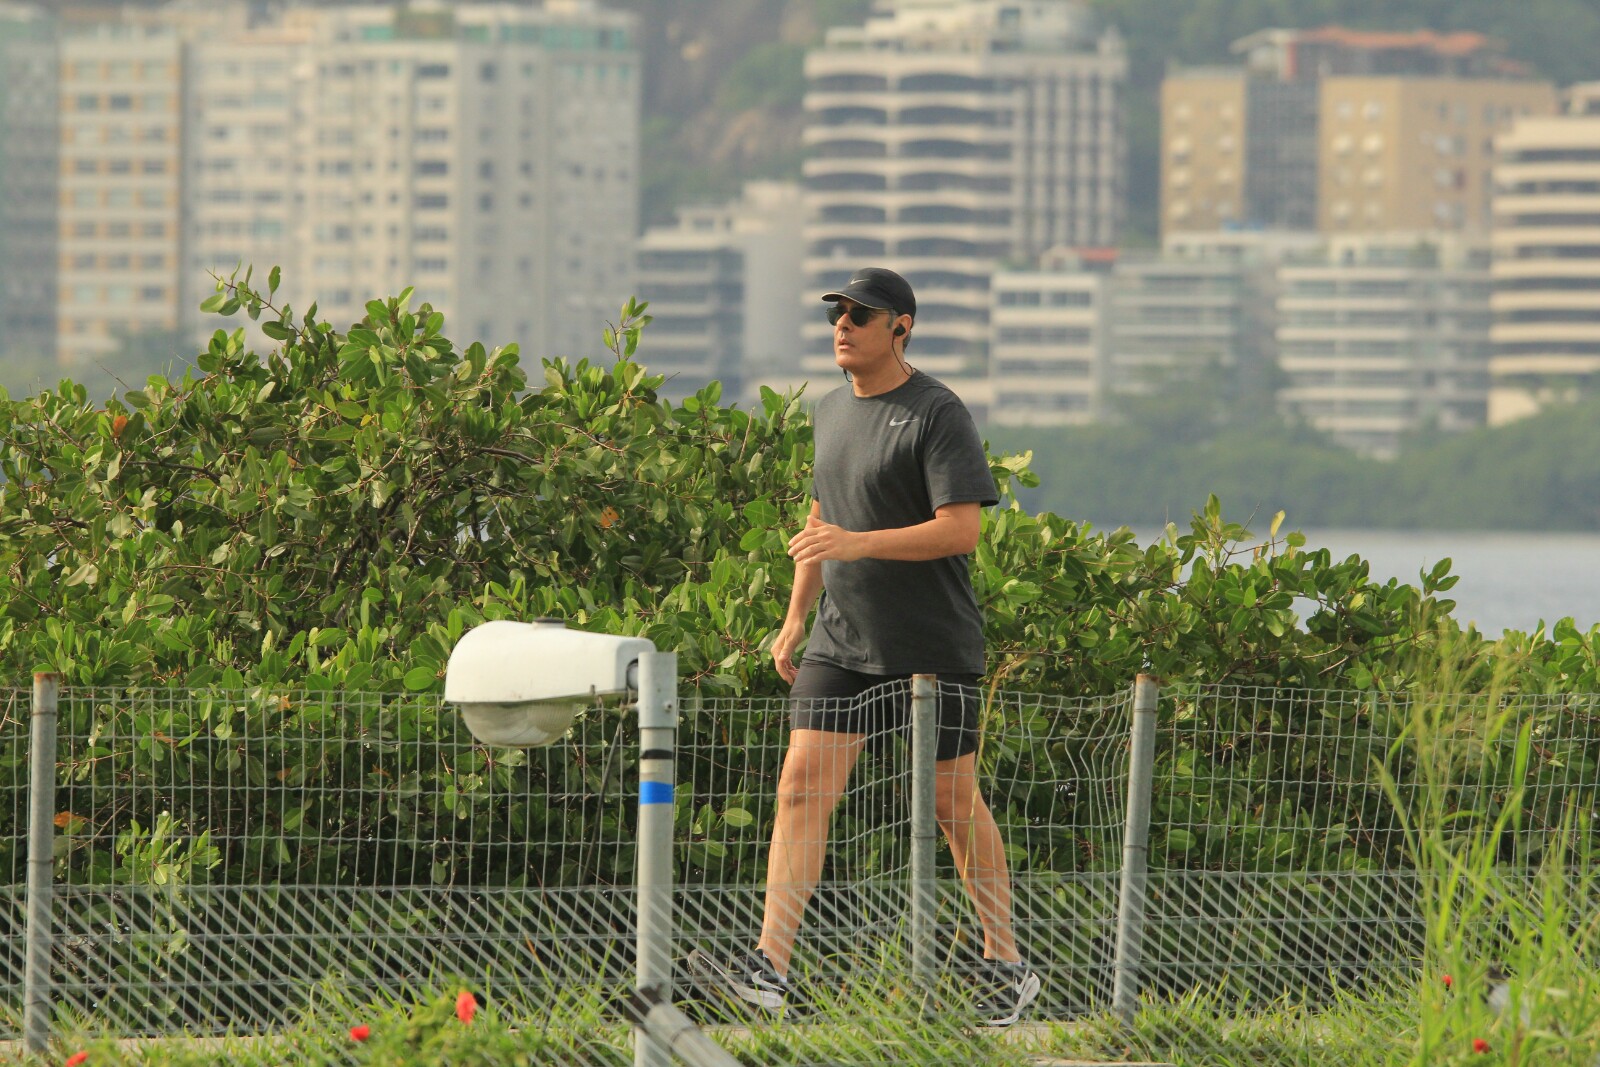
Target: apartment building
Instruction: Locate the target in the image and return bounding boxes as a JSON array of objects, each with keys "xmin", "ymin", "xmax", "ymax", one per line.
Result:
[
  {"xmin": 1488, "ymin": 83, "xmax": 1600, "ymax": 424},
  {"xmin": 989, "ymin": 263, "xmax": 1104, "ymax": 426},
  {"xmin": 1160, "ymin": 69, "xmax": 1250, "ymax": 232},
  {"xmin": 7, "ymin": 1, "xmax": 639, "ymax": 377},
  {"xmin": 184, "ymin": 27, "xmax": 301, "ymax": 336},
  {"xmin": 801, "ymin": 0, "xmax": 1126, "ymax": 387},
  {"xmin": 187, "ymin": 2, "xmax": 639, "ymax": 363},
  {"xmin": 55, "ymin": 8, "xmax": 233, "ymax": 370},
  {"xmin": 986, "ymin": 235, "xmax": 1317, "ymax": 428},
  {"xmin": 1317, "ymin": 76, "xmax": 1555, "ymax": 234},
  {"xmin": 0, "ymin": 4, "xmax": 58, "ymax": 368},
  {"xmin": 634, "ymin": 182, "xmax": 804, "ymax": 405},
  {"xmin": 1162, "ymin": 27, "xmax": 1556, "ymax": 239},
  {"xmin": 1104, "ymin": 254, "xmax": 1259, "ymax": 399},
  {"xmin": 1276, "ymin": 233, "xmax": 1492, "ymax": 456}
]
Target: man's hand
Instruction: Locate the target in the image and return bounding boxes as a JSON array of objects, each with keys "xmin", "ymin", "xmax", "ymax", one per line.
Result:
[
  {"xmin": 771, "ymin": 620, "xmax": 806, "ymax": 684},
  {"xmin": 787, "ymin": 514, "xmax": 866, "ymax": 565}
]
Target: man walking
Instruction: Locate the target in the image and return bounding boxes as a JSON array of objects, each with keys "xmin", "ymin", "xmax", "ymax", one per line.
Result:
[{"xmin": 692, "ymin": 267, "xmax": 1040, "ymax": 1027}]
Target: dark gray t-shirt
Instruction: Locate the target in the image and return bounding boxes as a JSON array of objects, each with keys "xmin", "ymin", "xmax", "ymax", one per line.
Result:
[{"xmin": 804, "ymin": 372, "xmax": 999, "ymax": 675}]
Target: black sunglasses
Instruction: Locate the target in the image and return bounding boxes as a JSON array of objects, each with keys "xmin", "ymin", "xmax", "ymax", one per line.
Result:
[{"xmin": 826, "ymin": 303, "xmax": 888, "ymax": 327}]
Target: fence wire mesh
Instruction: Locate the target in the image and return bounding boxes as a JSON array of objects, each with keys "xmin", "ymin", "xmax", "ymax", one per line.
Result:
[
  {"xmin": 1135, "ymin": 685, "xmax": 1600, "ymax": 1012},
  {"xmin": 1, "ymin": 680, "xmax": 1597, "ymax": 1067}
]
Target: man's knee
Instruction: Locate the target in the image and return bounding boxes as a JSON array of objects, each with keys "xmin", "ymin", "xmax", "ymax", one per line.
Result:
[
  {"xmin": 776, "ymin": 742, "xmax": 855, "ymax": 811},
  {"xmin": 934, "ymin": 767, "xmax": 987, "ymax": 826}
]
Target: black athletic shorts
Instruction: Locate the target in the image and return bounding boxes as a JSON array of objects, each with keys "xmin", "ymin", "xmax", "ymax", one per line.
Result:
[{"xmin": 789, "ymin": 660, "xmax": 981, "ymax": 762}]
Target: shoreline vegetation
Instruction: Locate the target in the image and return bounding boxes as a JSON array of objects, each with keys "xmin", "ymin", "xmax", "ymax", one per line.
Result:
[{"xmin": 988, "ymin": 384, "xmax": 1600, "ymax": 535}]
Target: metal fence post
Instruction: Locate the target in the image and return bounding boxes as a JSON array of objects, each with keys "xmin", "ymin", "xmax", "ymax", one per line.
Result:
[
  {"xmin": 1112, "ymin": 674, "xmax": 1159, "ymax": 1025},
  {"xmin": 909, "ymin": 674, "xmax": 938, "ymax": 1001},
  {"xmin": 24, "ymin": 673, "xmax": 60, "ymax": 1054},
  {"xmin": 635, "ymin": 651, "xmax": 678, "ymax": 1067}
]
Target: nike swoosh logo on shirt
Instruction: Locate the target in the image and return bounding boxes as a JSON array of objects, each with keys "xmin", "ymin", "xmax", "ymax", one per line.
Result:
[{"xmin": 889, "ymin": 417, "xmax": 918, "ymax": 426}]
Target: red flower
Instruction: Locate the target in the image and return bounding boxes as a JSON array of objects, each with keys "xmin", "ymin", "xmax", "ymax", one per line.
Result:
[
  {"xmin": 348, "ymin": 1024, "xmax": 370, "ymax": 1042},
  {"xmin": 1473, "ymin": 1038, "xmax": 1490, "ymax": 1053},
  {"xmin": 1442, "ymin": 973, "xmax": 1454, "ymax": 990},
  {"xmin": 64, "ymin": 1054, "xmax": 89, "ymax": 1067},
  {"xmin": 455, "ymin": 990, "xmax": 477, "ymax": 1025}
]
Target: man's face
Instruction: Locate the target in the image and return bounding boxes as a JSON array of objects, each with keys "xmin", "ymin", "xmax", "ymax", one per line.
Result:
[{"xmin": 830, "ymin": 298, "xmax": 899, "ymax": 373}]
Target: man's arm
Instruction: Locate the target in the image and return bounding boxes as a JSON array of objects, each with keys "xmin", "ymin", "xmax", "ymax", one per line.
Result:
[
  {"xmin": 772, "ymin": 500, "xmax": 825, "ymax": 684},
  {"xmin": 786, "ymin": 501, "xmax": 981, "ymax": 565}
]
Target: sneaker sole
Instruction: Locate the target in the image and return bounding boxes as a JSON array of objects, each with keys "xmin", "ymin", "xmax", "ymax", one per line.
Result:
[
  {"xmin": 685, "ymin": 949, "xmax": 787, "ymax": 1011},
  {"xmin": 978, "ymin": 971, "xmax": 1041, "ymax": 1027}
]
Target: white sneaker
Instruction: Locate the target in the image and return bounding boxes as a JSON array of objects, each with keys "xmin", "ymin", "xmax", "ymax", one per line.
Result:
[{"xmin": 972, "ymin": 960, "xmax": 1041, "ymax": 1027}]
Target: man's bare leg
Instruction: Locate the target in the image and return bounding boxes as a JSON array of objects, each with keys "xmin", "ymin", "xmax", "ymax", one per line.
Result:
[
  {"xmin": 755, "ymin": 729, "xmax": 867, "ymax": 975},
  {"xmin": 935, "ymin": 752, "xmax": 1020, "ymax": 963}
]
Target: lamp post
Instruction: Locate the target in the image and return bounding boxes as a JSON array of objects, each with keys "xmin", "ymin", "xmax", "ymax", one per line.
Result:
[{"xmin": 445, "ymin": 619, "xmax": 737, "ymax": 1067}]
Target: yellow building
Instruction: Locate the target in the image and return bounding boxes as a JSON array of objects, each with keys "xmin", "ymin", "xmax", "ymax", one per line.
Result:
[
  {"xmin": 1161, "ymin": 27, "xmax": 1557, "ymax": 239},
  {"xmin": 1160, "ymin": 70, "xmax": 1247, "ymax": 233},
  {"xmin": 1317, "ymin": 77, "xmax": 1555, "ymax": 234}
]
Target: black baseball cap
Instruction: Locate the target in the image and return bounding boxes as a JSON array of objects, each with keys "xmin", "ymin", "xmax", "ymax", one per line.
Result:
[{"xmin": 821, "ymin": 267, "xmax": 916, "ymax": 321}]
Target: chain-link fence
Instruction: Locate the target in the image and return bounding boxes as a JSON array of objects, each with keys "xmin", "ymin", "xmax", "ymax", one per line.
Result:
[{"xmin": 3, "ymin": 678, "xmax": 1597, "ymax": 1065}]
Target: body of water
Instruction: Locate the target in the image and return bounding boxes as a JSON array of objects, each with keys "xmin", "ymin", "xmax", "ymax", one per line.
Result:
[{"xmin": 1135, "ymin": 528, "xmax": 1600, "ymax": 637}]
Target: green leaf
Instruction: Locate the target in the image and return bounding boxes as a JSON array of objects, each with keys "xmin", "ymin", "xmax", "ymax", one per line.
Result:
[
  {"xmin": 741, "ymin": 500, "xmax": 780, "ymax": 528},
  {"xmin": 403, "ymin": 666, "xmax": 438, "ymax": 691}
]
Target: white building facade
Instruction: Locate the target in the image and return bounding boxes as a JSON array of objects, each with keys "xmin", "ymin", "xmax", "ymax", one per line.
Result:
[
  {"xmin": 186, "ymin": 2, "xmax": 640, "ymax": 363},
  {"xmin": 1489, "ymin": 82, "xmax": 1600, "ymax": 424},
  {"xmin": 989, "ymin": 264, "xmax": 1105, "ymax": 426},
  {"xmin": 1276, "ymin": 234, "xmax": 1492, "ymax": 456},
  {"xmin": 633, "ymin": 182, "xmax": 805, "ymax": 405}
]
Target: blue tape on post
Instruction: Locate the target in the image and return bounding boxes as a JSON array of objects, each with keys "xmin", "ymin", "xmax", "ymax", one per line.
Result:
[{"xmin": 640, "ymin": 781, "xmax": 674, "ymax": 805}]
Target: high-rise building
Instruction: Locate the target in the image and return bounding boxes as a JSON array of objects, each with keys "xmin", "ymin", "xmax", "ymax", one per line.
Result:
[
  {"xmin": 0, "ymin": 3, "xmax": 58, "ymax": 371},
  {"xmin": 801, "ymin": 0, "xmax": 1126, "ymax": 390},
  {"xmin": 1488, "ymin": 83, "xmax": 1600, "ymax": 424},
  {"xmin": 186, "ymin": 2, "xmax": 640, "ymax": 363},
  {"xmin": 1162, "ymin": 27, "xmax": 1556, "ymax": 239},
  {"xmin": 55, "ymin": 6, "xmax": 223, "ymax": 371},
  {"xmin": 1160, "ymin": 69, "xmax": 1251, "ymax": 233},
  {"xmin": 1316, "ymin": 77, "xmax": 1554, "ymax": 234},
  {"xmin": 10, "ymin": 1, "xmax": 638, "ymax": 378},
  {"xmin": 634, "ymin": 182, "xmax": 804, "ymax": 405},
  {"xmin": 1276, "ymin": 233, "xmax": 1492, "ymax": 456}
]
